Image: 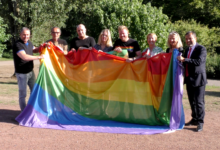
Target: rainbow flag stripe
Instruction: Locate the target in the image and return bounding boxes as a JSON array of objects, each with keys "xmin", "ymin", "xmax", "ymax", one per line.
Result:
[
  {"xmin": 16, "ymin": 45, "xmax": 184, "ymax": 134},
  {"xmin": 116, "ymin": 46, "xmax": 134, "ymax": 51}
]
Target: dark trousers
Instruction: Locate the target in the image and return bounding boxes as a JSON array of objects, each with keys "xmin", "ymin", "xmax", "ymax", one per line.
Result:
[{"xmin": 186, "ymin": 83, "xmax": 206, "ymax": 125}]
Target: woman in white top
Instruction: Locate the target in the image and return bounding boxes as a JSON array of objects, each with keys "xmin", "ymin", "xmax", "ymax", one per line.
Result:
[{"xmin": 142, "ymin": 33, "xmax": 163, "ymax": 59}]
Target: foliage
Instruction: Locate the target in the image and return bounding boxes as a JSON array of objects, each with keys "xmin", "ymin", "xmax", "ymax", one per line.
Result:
[
  {"xmin": 64, "ymin": 0, "xmax": 172, "ymax": 50},
  {"xmin": 206, "ymin": 54, "xmax": 220, "ymax": 79},
  {"xmin": 0, "ymin": 0, "xmax": 73, "ymax": 46},
  {"xmin": 1, "ymin": 49, "xmax": 13, "ymax": 59},
  {"xmin": 173, "ymin": 19, "xmax": 220, "ymax": 54},
  {"xmin": 146, "ymin": 0, "xmax": 220, "ymax": 28},
  {"xmin": 0, "ymin": 17, "xmax": 10, "ymax": 57}
]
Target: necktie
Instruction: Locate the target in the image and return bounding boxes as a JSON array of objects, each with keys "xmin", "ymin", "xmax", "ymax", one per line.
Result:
[{"xmin": 185, "ymin": 47, "xmax": 192, "ymax": 77}]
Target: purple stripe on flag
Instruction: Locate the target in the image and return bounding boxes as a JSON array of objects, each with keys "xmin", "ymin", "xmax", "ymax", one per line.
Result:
[
  {"xmin": 16, "ymin": 104, "xmax": 170, "ymax": 135},
  {"xmin": 169, "ymin": 52, "xmax": 184, "ymax": 130}
]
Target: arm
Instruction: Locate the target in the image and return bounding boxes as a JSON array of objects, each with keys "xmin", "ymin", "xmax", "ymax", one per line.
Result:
[
  {"xmin": 142, "ymin": 54, "xmax": 151, "ymax": 59},
  {"xmin": 94, "ymin": 44, "xmax": 103, "ymax": 52},
  {"xmin": 177, "ymin": 46, "xmax": 207, "ymax": 66},
  {"xmin": 17, "ymin": 50, "xmax": 44, "ymax": 61},
  {"xmin": 178, "ymin": 47, "xmax": 184, "ymax": 53},
  {"xmin": 134, "ymin": 51, "xmax": 142, "ymax": 60},
  {"xmin": 126, "ymin": 41, "xmax": 142, "ymax": 62},
  {"xmin": 113, "ymin": 47, "xmax": 122, "ymax": 53},
  {"xmin": 33, "ymin": 46, "xmax": 40, "ymax": 53},
  {"xmin": 33, "ymin": 42, "xmax": 50, "ymax": 53},
  {"xmin": 78, "ymin": 47, "xmax": 92, "ymax": 50},
  {"xmin": 63, "ymin": 41, "xmax": 68, "ymax": 55},
  {"xmin": 70, "ymin": 38, "xmax": 77, "ymax": 52},
  {"xmin": 63, "ymin": 49, "xmax": 68, "ymax": 55},
  {"xmin": 184, "ymin": 46, "xmax": 207, "ymax": 66},
  {"xmin": 126, "ymin": 50, "xmax": 142, "ymax": 62},
  {"xmin": 142, "ymin": 48, "xmax": 150, "ymax": 59},
  {"xmin": 90, "ymin": 37, "xmax": 96, "ymax": 47},
  {"xmin": 112, "ymin": 40, "xmax": 122, "ymax": 52}
]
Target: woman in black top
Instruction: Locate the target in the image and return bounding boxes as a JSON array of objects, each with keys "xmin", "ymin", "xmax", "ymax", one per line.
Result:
[{"xmin": 166, "ymin": 31, "xmax": 183, "ymax": 54}]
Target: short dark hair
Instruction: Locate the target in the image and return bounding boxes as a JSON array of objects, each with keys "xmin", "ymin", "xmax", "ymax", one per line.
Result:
[
  {"xmin": 185, "ymin": 31, "xmax": 196, "ymax": 38},
  {"xmin": 51, "ymin": 27, "xmax": 61, "ymax": 33},
  {"xmin": 20, "ymin": 27, "xmax": 30, "ymax": 34}
]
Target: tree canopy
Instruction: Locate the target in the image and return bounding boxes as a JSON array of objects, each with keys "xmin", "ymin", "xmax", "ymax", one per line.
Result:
[
  {"xmin": 0, "ymin": 0, "xmax": 73, "ymax": 46},
  {"xmin": 146, "ymin": 0, "xmax": 220, "ymax": 27},
  {"xmin": 0, "ymin": 17, "xmax": 10, "ymax": 57}
]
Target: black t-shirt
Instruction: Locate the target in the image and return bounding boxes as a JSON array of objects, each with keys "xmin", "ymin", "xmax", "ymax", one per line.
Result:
[
  {"xmin": 113, "ymin": 38, "xmax": 141, "ymax": 58},
  {"xmin": 70, "ymin": 36, "xmax": 96, "ymax": 51},
  {"xmin": 13, "ymin": 39, "xmax": 34, "ymax": 74}
]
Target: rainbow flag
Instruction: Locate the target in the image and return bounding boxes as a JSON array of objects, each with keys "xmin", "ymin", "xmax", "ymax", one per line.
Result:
[{"xmin": 16, "ymin": 44, "xmax": 184, "ymax": 134}]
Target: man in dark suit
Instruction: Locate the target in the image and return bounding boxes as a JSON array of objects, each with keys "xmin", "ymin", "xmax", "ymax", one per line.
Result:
[{"xmin": 177, "ymin": 31, "xmax": 207, "ymax": 132}]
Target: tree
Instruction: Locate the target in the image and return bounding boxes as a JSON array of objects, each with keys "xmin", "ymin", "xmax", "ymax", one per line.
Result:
[
  {"xmin": 145, "ymin": 0, "xmax": 220, "ymax": 28},
  {"xmin": 0, "ymin": 0, "xmax": 73, "ymax": 46},
  {"xmin": 0, "ymin": 17, "xmax": 10, "ymax": 57},
  {"xmin": 65, "ymin": 0, "xmax": 172, "ymax": 50}
]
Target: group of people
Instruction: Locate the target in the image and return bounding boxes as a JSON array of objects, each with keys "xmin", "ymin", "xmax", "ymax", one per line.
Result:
[
  {"xmin": 13, "ymin": 24, "xmax": 207, "ymax": 132},
  {"xmin": 46, "ymin": 24, "xmax": 185, "ymax": 62}
]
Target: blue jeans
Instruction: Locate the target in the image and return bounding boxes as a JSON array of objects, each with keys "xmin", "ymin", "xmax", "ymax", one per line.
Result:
[{"xmin": 16, "ymin": 71, "xmax": 36, "ymax": 111}]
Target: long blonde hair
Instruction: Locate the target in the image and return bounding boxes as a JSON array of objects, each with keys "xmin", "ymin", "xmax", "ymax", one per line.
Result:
[
  {"xmin": 97, "ymin": 29, "xmax": 113, "ymax": 47},
  {"xmin": 167, "ymin": 31, "xmax": 183, "ymax": 48}
]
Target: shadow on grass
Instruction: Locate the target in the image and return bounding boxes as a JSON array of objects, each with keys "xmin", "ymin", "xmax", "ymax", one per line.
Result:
[
  {"xmin": 0, "ymin": 109, "xmax": 21, "ymax": 125},
  {"xmin": 0, "ymin": 82, "xmax": 17, "ymax": 85},
  {"xmin": 0, "ymin": 80, "xmax": 17, "ymax": 85},
  {"xmin": 205, "ymin": 91, "xmax": 220, "ymax": 97}
]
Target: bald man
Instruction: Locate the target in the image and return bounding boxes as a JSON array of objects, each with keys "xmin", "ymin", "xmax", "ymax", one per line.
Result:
[{"xmin": 70, "ymin": 24, "xmax": 96, "ymax": 51}]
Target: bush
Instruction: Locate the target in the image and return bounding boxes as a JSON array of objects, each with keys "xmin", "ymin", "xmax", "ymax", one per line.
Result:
[
  {"xmin": 2, "ymin": 49, "xmax": 13, "ymax": 59},
  {"xmin": 206, "ymin": 54, "xmax": 220, "ymax": 79},
  {"xmin": 0, "ymin": 17, "xmax": 10, "ymax": 57},
  {"xmin": 173, "ymin": 19, "xmax": 220, "ymax": 54}
]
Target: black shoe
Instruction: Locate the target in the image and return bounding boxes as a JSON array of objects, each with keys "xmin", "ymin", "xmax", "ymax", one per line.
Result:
[
  {"xmin": 11, "ymin": 118, "xmax": 18, "ymax": 123},
  {"xmin": 185, "ymin": 120, "xmax": 198, "ymax": 126},
  {"xmin": 196, "ymin": 124, "xmax": 203, "ymax": 132}
]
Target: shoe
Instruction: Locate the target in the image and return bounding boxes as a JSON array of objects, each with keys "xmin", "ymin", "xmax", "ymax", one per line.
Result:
[
  {"xmin": 196, "ymin": 124, "xmax": 203, "ymax": 132},
  {"xmin": 185, "ymin": 120, "xmax": 198, "ymax": 126},
  {"xmin": 11, "ymin": 118, "xmax": 18, "ymax": 123}
]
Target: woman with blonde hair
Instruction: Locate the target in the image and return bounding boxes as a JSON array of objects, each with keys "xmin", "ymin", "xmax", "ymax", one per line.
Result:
[
  {"xmin": 142, "ymin": 33, "xmax": 163, "ymax": 59},
  {"xmin": 166, "ymin": 31, "xmax": 183, "ymax": 53},
  {"xmin": 94, "ymin": 29, "xmax": 113, "ymax": 52}
]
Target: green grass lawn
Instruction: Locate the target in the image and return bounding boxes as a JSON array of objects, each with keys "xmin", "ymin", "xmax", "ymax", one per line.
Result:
[{"xmin": 0, "ymin": 57, "xmax": 13, "ymax": 61}]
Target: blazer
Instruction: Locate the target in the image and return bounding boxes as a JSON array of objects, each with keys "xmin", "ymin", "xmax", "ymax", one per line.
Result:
[{"xmin": 183, "ymin": 43, "xmax": 207, "ymax": 87}]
